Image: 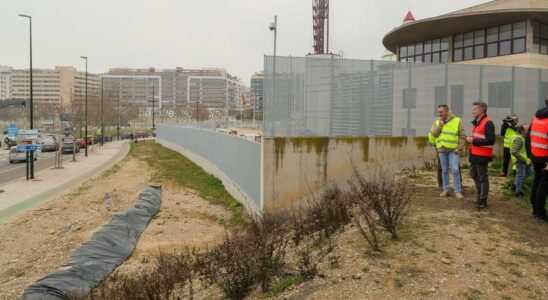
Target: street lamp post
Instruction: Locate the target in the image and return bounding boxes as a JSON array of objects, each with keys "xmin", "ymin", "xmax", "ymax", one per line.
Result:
[
  {"xmin": 269, "ymin": 15, "xmax": 277, "ymax": 136},
  {"xmin": 101, "ymin": 76, "xmax": 104, "ymax": 146},
  {"xmin": 80, "ymin": 56, "xmax": 88, "ymax": 157},
  {"xmin": 152, "ymin": 84, "xmax": 155, "ymax": 132},
  {"xmin": 19, "ymin": 14, "xmax": 34, "ymax": 179}
]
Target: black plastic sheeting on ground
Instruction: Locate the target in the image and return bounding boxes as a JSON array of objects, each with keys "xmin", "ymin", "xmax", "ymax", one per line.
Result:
[{"xmin": 21, "ymin": 185, "xmax": 162, "ymax": 300}]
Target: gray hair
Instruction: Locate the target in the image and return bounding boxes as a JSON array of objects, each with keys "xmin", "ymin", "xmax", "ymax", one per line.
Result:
[{"xmin": 472, "ymin": 101, "xmax": 488, "ymax": 113}]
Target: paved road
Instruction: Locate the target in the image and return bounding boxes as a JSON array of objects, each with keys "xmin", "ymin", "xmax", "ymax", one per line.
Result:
[{"xmin": 0, "ymin": 149, "xmax": 78, "ymax": 186}]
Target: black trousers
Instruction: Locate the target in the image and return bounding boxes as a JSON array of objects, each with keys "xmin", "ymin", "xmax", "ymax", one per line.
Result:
[
  {"xmin": 531, "ymin": 163, "xmax": 548, "ymax": 218},
  {"xmin": 470, "ymin": 163, "xmax": 489, "ymax": 201},
  {"xmin": 502, "ymin": 147, "xmax": 511, "ymax": 175}
]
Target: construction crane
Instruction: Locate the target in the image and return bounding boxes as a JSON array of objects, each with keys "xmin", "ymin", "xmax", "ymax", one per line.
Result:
[{"xmin": 313, "ymin": 0, "xmax": 329, "ymax": 54}]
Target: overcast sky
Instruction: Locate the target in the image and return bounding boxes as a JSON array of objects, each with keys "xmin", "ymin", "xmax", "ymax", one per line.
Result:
[{"xmin": 1, "ymin": 0, "xmax": 488, "ymax": 83}]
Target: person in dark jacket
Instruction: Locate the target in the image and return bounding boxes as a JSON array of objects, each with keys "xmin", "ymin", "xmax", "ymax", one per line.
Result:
[
  {"xmin": 525, "ymin": 99, "xmax": 548, "ymax": 222},
  {"xmin": 500, "ymin": 114, "xmax": 518, "ymax": 177},
  {"xmin": 466, "ymin": 102, "xmax": 496, "ymax": 209}
]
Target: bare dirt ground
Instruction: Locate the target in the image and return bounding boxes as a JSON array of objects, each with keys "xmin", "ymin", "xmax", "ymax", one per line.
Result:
[
  {"xmin": 0, "ymin": 155, "xmax": 229, "ymax": 299},
  {"xmin": 260, "ymin": 169, "xmax": 548, "ymax": 300}
]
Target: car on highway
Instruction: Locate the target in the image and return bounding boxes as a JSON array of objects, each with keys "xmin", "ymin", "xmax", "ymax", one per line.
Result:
[
  {"xmin": 40, "ymin": 136, "xmax": 59, "ymax": 152},
  {"xmin": 9, "ymin": 147, "xmax": 38, "ymax": 164},
  {"xmin": 61, "ymin": 137, "xmax": 81, "ymax": 154}
]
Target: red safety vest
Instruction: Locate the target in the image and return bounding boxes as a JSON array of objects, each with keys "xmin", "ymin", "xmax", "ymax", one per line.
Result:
[
  {"xmin": 530, "ymin": 117, "xmax": 548, "ymax": 158},
  {"xmin": 471, "ymin": 116, "xmax": 494, "ymax": 157}
]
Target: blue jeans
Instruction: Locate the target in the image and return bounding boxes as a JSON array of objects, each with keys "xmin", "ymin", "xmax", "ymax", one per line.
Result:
[
  {"xmin": 438, "ymin": 151, "xmax": 462, "ymax": 193},
  {"xmin": 514, "ymin": 161, "xmax": 533, "ymax": 193}
]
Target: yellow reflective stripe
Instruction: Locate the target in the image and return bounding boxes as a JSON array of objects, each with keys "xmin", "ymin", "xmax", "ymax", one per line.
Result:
[
  {"xmin": 441, "ymin": 131, "xmax": 458, "ymax": 136},
  {"xmin": 436, "ymin": 139, "xmax": 458, "ymax": 144}
]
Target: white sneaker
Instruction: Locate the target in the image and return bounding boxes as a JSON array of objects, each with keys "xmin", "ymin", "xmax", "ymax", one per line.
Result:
[
  {"xmin": 455, "ymin": 193, "xmax": 464, "ymax": 199},
  {"xmin": 440, "ymin": 190, "xmax": 450, "ymax": 197}
]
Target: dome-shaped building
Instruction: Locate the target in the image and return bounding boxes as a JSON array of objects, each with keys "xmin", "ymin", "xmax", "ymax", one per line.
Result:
[{"xmin": 383, "ymin": 0, "xmax": 548, "ymax": 68}]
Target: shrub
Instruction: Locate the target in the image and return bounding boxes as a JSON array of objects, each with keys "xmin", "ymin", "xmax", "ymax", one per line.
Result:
[{"xmin": 347, "ymin": 168, "xmax": 412, "ymax": 250}]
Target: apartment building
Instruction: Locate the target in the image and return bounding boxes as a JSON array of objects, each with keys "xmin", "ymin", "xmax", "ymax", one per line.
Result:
[
  {"xmin": 9, "ymin": 66, "xmax": 100, "ymax": 118},
  {"xmin": 0, "ymin": 66, "xmax": 12, "ymax": 100},
  {"xmin": 103, "ymin": 67, "xmax": 247, "ymax": 117},
  {"xmin": 250, "ymin": 72, "xmax": 264, "ymax": 110}
]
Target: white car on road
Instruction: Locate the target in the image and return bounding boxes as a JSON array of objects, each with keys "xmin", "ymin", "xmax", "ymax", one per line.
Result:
[{"xmin": 9, "ymin": 147, "xmax": 38, "ymax": 164}]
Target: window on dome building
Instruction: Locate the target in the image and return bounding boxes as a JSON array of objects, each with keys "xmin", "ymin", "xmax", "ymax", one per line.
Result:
[
  {"xmin": 453, "ymin": 21, "xmax": 526, "ymax": 62},
  {"xmin": 399, "ymin": 38, "xmax": 449, "ymax": 63},
  {"xmin": 533, "ymin": 21, "xmax": 548, "ymax": 55}
]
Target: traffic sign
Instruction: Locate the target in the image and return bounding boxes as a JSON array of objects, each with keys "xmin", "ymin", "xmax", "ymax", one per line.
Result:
[
  {"xmin": 16, "ymin": 145, "xmax": 41, "ymax": 151},
  {"xmin": 7, "ymin": 124, "xmax": 18, "ymax": 137},
  {"xmin": 18, "ymin": 129, "xmax": 39, "ymax": 141}
]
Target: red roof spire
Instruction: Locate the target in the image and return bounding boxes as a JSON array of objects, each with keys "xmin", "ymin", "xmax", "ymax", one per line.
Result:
[{"xmin": 404, "ymin": 10, "xmax": 415, "ymax": 22}]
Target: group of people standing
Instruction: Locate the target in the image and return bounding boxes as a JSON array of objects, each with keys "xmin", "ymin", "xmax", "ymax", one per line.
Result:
[{"xmin": 429, "ymin": 100, "xmax": 548, "ymax": 222}]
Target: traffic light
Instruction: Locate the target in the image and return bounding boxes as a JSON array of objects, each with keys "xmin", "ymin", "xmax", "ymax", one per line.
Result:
[{"xmin": 21, "ymin": 100, "xmax": 26, "ymax": 108}]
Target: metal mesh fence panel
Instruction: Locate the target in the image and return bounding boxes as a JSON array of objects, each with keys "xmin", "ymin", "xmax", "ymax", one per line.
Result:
[{"xmin": 264, "ymin": 55, "xmax": 548, "ymax": 137}]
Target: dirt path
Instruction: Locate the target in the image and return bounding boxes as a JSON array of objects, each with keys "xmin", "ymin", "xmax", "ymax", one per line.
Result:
[
  {"xmin": 269, "ymin": 169, "xmax": 548, "ymax": 300},
  {"xmin": 0, "ymin": 152, "xmax": 229, "ymax": 299}
]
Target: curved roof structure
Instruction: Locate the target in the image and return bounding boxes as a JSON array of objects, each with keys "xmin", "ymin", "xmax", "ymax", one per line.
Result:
[{"xmin": 383, "ymin": 0, "xmax": 548, "ymax": 53}]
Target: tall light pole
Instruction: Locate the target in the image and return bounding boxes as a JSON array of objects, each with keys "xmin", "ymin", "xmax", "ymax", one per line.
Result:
[
  {"xmin": 101, "ymin": 75, "xmax": 104, "ymax": 146},
  {"xmin": 19, "ymin": 14, "xmax": 34, "ymax": 179},
  {"xmin": 152, "ymin": 83, "xmax": 155, "ymax": 132},
  {"xmin": 269, "ymin": 15, "xmax": 277, "ymax": 136},
  {"xmin": 80, "ymin": 56, "xmax": 88, "ymax": 157}
]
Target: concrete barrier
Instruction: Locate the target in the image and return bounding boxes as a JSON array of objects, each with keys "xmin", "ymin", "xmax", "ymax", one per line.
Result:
[{"xmin": 262, "ymin": 136, "xmax": 437, "ymax": 212}]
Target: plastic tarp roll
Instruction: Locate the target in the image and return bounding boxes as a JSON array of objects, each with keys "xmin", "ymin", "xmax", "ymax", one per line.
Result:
[{"xmin": 21, "ymin": 185, "xmax": 162, "ymax": 300}]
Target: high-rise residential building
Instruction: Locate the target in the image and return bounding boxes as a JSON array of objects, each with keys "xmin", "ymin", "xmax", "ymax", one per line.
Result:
[
  {"xmin": 103, "ymin": 67, "xmax": 247, "ymax": 118},
  {"xmin": 0, "ymin": 66, "xmax": 12, "ymax": 100},
  {"xmin": 250, "ymin": 72, "xmax": 264, "ymax": 110},
  {"xmin": 9, "ymin": 66, "xmax": 100, "ymax": 118}
]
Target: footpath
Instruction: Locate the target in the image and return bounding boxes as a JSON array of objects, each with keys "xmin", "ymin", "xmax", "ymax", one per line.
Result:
[{"xmin": 0, "ymin": 141, "xmax": 130, "ymax": 223}]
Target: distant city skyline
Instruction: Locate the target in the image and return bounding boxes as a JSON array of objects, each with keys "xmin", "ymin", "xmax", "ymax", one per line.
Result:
[{"xmin": 1, "ymin": 0, "xmax": 487, "ymax": 83}]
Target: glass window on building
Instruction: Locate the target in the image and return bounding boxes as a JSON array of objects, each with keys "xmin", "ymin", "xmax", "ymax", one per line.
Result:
[
  {"xmin": 454, "ymin": 34, "xmax": 463, "ymax": 48},
  {"xmin": 475, "ymin": 45, "xmax": 485, "ymax": 59},
  {"xmin": 453, "ymin": 49, "xmax": 463, "ymax": 62},
  {"xmin": 432, "ymin": 39, "xmax": 441, "ymax": 52},
  {"xmin": 487, "ymin": 27, "xmax": 498, "ymax": 43},
  {"xmin": 399, "ymin": 38, "xmax": 448, "ymax": 63},
  {"xmin": 500, "ymin": 40, "xmax": 511, "ymax": 55},
  {"xmin": 533, "ymin": 21, "xmax": 548, "ymax": 55},
  {"xmin": 455, "ymin": 21, "xmax": 527, "ymax": 61}
]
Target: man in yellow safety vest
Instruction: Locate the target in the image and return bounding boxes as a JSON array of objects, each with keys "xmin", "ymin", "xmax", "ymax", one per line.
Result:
[{"xmin": 430, "ymin": 104, "xmax": 467, "ymax": 199}]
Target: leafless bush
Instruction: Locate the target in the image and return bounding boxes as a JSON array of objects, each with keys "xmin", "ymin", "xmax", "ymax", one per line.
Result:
[
  {"xmin": 290, "ymin": 185, "xmax": 351, "ymax": 247},
  {"xmin": 67, "ymin": 169, "xmax": 413, "ymax": 299},
  {"xmin": 347, "ymin": 168, "xmax": 412, "ymax": 250},
  {"xmin": 245, "ymin": 213, "xmax": 290, "ymax": 292},
  {"xmin": 197, "ymin": 231, "xmax": 258, "ymax": 299},
  {"xmin": 67, "ymin": 249, "xmax": 196, "ymax": 300},
  {"xmin": 288, "ymin": 185, "xmax": 349, "ymax": 278}
]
